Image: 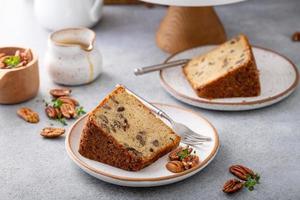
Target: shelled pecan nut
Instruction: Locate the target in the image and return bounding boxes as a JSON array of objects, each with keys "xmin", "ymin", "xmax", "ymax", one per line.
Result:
[
  {"xmin": 223, "ymin": 179, "xmax": 244, "ymax": 194},
  {"xmin": 169, "ymin": 147, "xmax": 193, "ymax": 161},
  {"xmin": 50, "ymin": 88, "xmax": 71, "ymax": 98},
  {"xmin": 60, "ymin": 103, "xmax": 76, "ymax": 119},
  {"xmin": 60, "ymin": 103, "xmax": 75, "ymax": 119},
  {"xmin": 57, "ymin": 96, "xmax": 79, "ymax": 107},
  {"xmin": 292, "ymin": 32, "xmax": 300, "ymax": 41},
  {"xmin": 40, "ymin": 127, "xmax": 65, "ymax": 138},
  {"xmin": 166, "ymin": 161, "xmax": 185, "ymax": 173},
  {"xmin": 17, "ymin": 107, "xmax": 39, "ymax": 123},
  {"xmin": 229, "ymin": 165, "xmax": 255, "ymax": 181},
  {"xmin": 182, "ymin": 155, "xmax": 200, "ymax": 170},
  {"xmin": 45, "ymin": 106, "xmax": 57, "ymax": 119}
]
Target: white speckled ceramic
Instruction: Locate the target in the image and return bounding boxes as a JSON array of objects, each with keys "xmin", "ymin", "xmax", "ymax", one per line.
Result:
[
  {"xmin": 160, "ymin": 46, "xmax": 299, "ymax": 111},
  {"xmin": 45, "ymin": 28, "xmax": 102, "ymax": 85},
  {"xmin": 65, "ymin": 103, "xmax": 219, "ymax": 187}
]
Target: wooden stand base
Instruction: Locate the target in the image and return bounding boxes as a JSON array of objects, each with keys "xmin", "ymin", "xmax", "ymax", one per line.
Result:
[{"xmin": 156, "ymin": 6, "xmax": 227, "ymax": 54}]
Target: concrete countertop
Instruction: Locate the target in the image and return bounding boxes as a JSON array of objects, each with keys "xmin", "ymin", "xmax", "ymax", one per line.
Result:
[{"xmin": 0, "ymin": 0, "xmax": 299, "ymax": 199}]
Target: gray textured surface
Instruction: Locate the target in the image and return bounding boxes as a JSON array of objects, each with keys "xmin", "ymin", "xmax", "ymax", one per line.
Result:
[{"xmin": 0, "ymin": 0, "xmax": 300, "ymax": 199}]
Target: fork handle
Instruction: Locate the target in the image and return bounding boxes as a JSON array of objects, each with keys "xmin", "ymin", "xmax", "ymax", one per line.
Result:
[{"xmin": 134, "ymin": 59, "xmax": 190, "ymax": 75}]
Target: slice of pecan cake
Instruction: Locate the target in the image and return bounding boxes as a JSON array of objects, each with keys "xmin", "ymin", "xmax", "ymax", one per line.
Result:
[
  {"xmin": 183, "ymin": 34, "xmax": 261, "ymax": 99},
  {"xmin": 79, "ymin": 85, "xmax": 180, "ymax": 171}
]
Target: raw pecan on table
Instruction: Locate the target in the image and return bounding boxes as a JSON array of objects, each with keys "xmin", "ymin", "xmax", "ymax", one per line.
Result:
[
  {"xmin": 45, "ymin": 106, "xmax": 58, "ymax": 119},
  {"xmin": 50, "ymin": 88, "xmax": 72, "ymax": 98},
  {"xmin": 229, "ymin": 165, "xmax": 255, "ymax": 181},
  {"xmin": 60, "ymin": 103, "xmax": 76, "ymax": 119},
  {"xmin": 57, "ymin": 96, "xmax": 79, "ymax": 107},
  {"xmin": 223, "ymin": 179, "xmax": 244, "ymax": 194},
  {"xmin": 40, "ymin": 127, "xmax": 65, "ymax": 138},
  {"xmin": 17, "ymin": 107, "xmax": 39, "ymax": 123},
  {"xmin": 292, "ymin": 32, "xmax": 300, "ymax": 41}
]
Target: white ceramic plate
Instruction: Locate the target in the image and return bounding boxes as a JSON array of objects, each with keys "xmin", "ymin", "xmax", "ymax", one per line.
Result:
[
  {"xmin": 65, "ymin": 103, "xmax": 219, "ymax": 187},
  {"xmin": 141, "ymin": 0, "xmax": 246, "ymax": 7},
  {"xmin": 160, "ymin": 46, "xmax": 299, "ymax": 111}
]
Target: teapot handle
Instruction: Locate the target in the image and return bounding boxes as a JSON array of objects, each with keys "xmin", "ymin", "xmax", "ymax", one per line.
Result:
[{"xmin": 90, "ymin": 0, "xmax": 103, "ymax": 22}]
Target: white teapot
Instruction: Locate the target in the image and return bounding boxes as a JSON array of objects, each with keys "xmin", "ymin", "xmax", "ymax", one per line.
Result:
[
  {"xmin": 45, "ymin": 28, "xmax": 102, "ymax": 85},
  {"xmin": 34, "ymin": 0, "xmax": 103, "ymax": 30}
]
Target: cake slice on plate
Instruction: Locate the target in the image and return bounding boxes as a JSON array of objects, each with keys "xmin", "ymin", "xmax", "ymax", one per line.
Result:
[
  {"xmin": 183, "ymin": 34, "xmax": 261, "ymax": 99},
  {"xmin": 79, "ymin": 85, "xmax": 180, "ymax": 171}
]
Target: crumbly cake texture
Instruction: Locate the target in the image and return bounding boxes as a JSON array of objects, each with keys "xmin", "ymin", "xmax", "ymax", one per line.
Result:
[
  {"xmin": 183, "ymin": 34, "xmax": 261, "ymax": 99},
  {"xmin": 79, "ymin": 86, "xmax": 181, "ymax": 171}
]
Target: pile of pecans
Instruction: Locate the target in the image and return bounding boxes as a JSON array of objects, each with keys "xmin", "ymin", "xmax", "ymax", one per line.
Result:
[
  {"xmin": 16, "ymin": 88, "xmax": 86, "ymax": 139},
  {"xmin": 166, "ymin": 146, "xmax": 200, "ymax": 173},
  {"xmin": 222, "ymin": 164, "xmax": 261, "ymax": 194},
  {"xmin": 45, "ymin": 88, "xmax": 86, "ymax": 125},
  {"xmin": 0, "ymin": 49, "xmax": 32, "ymax": 69}
]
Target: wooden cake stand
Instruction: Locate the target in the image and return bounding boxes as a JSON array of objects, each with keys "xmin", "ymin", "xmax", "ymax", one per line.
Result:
[{"xmin": 141, "ymin": 0, "xmax": 246, "ymax": 54}]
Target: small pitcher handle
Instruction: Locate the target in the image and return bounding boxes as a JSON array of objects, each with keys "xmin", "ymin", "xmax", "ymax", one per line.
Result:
[{"xmin": 90, "ymin": 0, "xmax": 103, "ymax": 22}]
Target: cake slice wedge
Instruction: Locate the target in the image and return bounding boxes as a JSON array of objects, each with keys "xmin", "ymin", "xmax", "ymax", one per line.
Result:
[
  {"xmin": 183, "ymin": 34, "xmax": 261, "ymax": 99},
  {"xmin": 79, "ymin": 85, "xmax": 180, "ymax": 171}
]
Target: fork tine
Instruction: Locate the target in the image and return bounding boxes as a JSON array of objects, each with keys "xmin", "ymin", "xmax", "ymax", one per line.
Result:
[
  {"xmin": 182, "ymin": 140, "xmax": 204, "ymax": 146},
  {"xmin": 184, "ymin": 134, "xmax": 212, "ymax": 141},
  {"xmin": 183, "ymin": 136, "xmax": 211, "ymax": 142},
  {"xmin": 187, "ymin": 131, "xmax": 212, "ymax": 140}
]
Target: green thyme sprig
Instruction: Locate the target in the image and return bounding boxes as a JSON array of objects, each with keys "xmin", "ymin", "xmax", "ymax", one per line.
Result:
[
  {"xmin": 45, "ymin": 97, "xmax": 86, "ymax": 126},
  {"xmin": 56, "ymin": 117, "xmax": 67, "ymax": 126},
  {"xmin": 244, "ymin": 174, "xmax": 260, "ymax": 191},
  {"xmin": 177, "ymin": 148, "xmax": 190, "ymax": 160},
  {"xmin": 52, "ymin": 99, "xmax": 63, "ymax": 108},
  {"xmin": 4, "ymin": 55, "xmax": 20, "ymax": 68},
  {"xmin": 76, "ymin": 106, "xmax": 86, "ymax": 116}
]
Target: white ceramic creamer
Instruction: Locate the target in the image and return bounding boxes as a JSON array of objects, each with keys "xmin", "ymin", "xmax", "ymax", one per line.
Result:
[{"xmin": 45, "ymin": 28, "xmax": 102, "ymax": 85}]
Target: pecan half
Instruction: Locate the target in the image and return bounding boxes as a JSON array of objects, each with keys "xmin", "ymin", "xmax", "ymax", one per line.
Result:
[
  {"xmin": 17, "ymin": 107, "xmax": 39, "ymax": 123},
  {"xmin": 57, "ymin": 96, "xmax": 79, "ymax": 107},
  {"xmin": 223, "ymin": 179, "xmax": 244, "ymax": 194},
  {"xmin": 40, "ymin": 127, "xmax": 65, "ymax": 138},
  {"xmin": 50, "ymin": 88, "xmax": 71, "ymax": 98},
  {"xmin": 169, "ymin": 147, "xmax": 183, "ymax": 161},
  {"xmin": 169, "ymin": 147, "xmax": 193, "ymax": 161},
  {"xmin": 166, "ymin": 161, "xmax": 185, "ymax": 173},
  {"xmin": 182, "ymin": 155, "xmax": 200, "ymax": 170},
  {"xmin": 229, "ymin": 165, "xmax": 255, "ymax": 181},
  {"xmin": 20, "ymin": 49, "xmax": 32, "ymax": 63},
  {"xmin": 292, "ymin": 32, "xmax": 300, "ymax": 41},
  {"xmin": 45, "ymin": 106, "xmax": 57, "ymax": 119},
  {"xmin": 60, "ymin": 103, "xmax": 76, "ymax": 119}
]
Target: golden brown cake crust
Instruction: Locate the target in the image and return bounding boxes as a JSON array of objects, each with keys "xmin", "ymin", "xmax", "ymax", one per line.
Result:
[
  {"xmin": 78, "ymin": 86, "xmax": 181, "ymax": 171},
  {"xmin": 194, "ymin": 59, "xmax": 260, "ymax": 99},
  {"xmin": 182, "ymin": 34, "xmax": 261, "ymax": 99}
]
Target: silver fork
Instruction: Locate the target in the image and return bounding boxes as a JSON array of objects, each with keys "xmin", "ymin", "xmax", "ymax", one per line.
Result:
[{"xmin": 123, "ymin": 85, "xmax": 212, "ymax": 146}]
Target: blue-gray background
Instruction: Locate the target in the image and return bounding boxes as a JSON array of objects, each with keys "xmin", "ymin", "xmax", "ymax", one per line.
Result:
[{"xmin": 0, "ymin": 0, "xmax": 299, "ymax": 199}]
